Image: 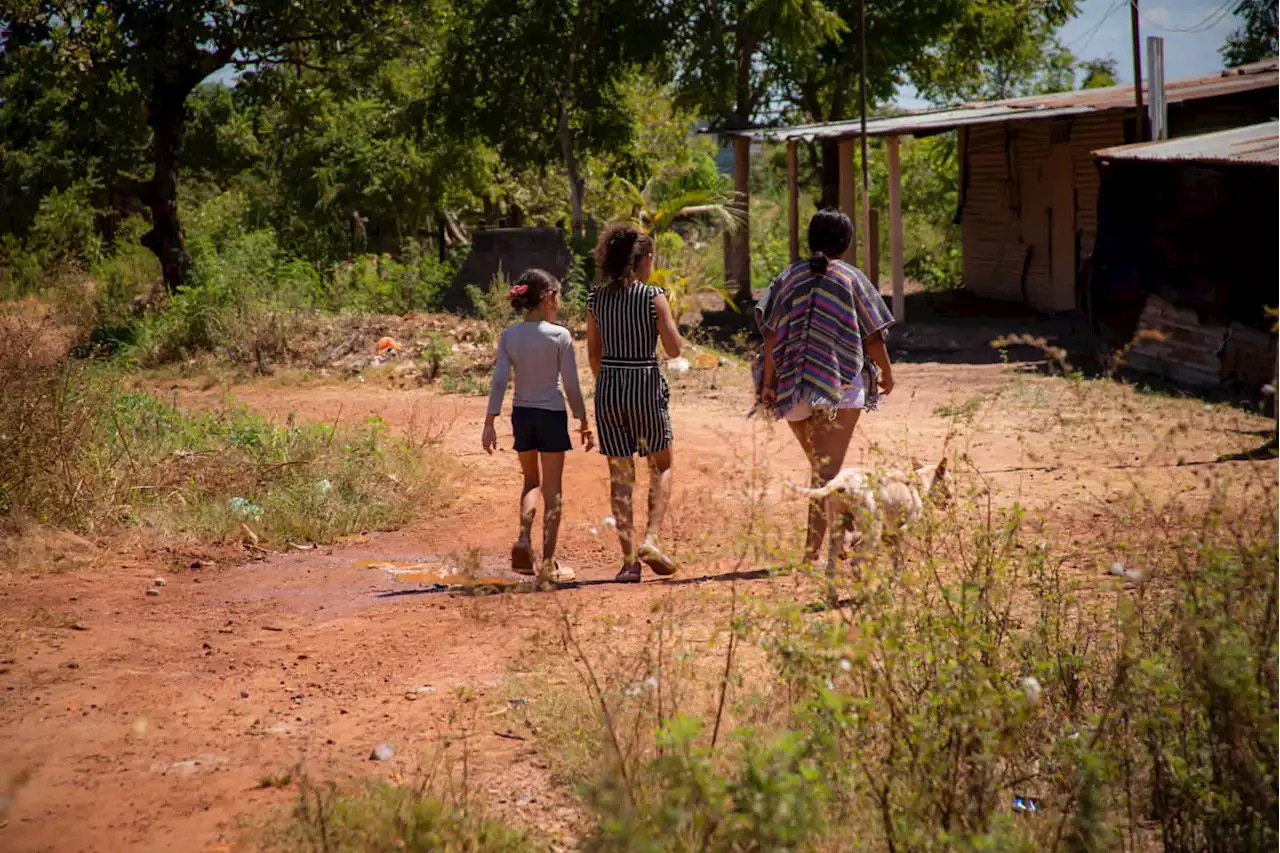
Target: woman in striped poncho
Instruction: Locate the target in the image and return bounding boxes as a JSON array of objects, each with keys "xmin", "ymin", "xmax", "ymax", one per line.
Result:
[{"xmin": 758, "ymin": 208, "xmax": 896, "ymax": 566}]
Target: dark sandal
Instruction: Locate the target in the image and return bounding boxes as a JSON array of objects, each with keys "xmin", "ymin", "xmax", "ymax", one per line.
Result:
[
  {"xmin": 511, "ymin": 541, "xmax": 535, "ymax": 575},
  {"xmin": 637, "ymin": 543, "xmax": 678, "ymax": 577},
  {"xmin": 615, "ymin": 563, "xmax": 642, "ymax": 583}
]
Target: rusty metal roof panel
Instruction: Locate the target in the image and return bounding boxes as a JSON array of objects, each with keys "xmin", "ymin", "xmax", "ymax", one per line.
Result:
[
  {"xmin": 1093, "ymin": 121, "xmax": 1279, "ymax": 166},
  {"xmin": 716, "ymin": 59, "xmax": 1277, "ymax": 141},
  {"xmin": 726, "ymin": 104, "xmax": 1094, "ymax": 142},
  {"xmin": 999, "ymin": 58, "xmax": 1277, "ymax": 111}
]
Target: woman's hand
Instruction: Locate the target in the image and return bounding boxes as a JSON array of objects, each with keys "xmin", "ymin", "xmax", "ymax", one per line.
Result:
[
  {"xmin": 760, "ymin": 383, "xmax": 777, "ymax": 406},
  {"xmin": 877, "ymin": 367, "xmax": 895, "ymax": 396},
  {"xmin": 578, "ymin": 419, "xmax": 595, "ymax": 452},
  {"xmin": 482, "ymin": 420, "xmax": 498, "ymax": 454}
]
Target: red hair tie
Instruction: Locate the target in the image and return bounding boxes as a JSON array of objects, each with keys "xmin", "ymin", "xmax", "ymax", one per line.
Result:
[{"xmin": 509, "ymin": 284, "xmax": 529, "ymax": 297}]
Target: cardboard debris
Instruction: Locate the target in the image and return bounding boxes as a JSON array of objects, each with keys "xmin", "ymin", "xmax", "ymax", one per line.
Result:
[{"xmin": 1126, "ymin": 295, "xmax": 1227, "ymax": 388}]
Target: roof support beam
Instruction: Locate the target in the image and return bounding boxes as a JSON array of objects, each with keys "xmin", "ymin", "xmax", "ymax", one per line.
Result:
[
  {"xmin": 787, "ymin": 141, "xmax": 800, "ymax": 263},
  {"xmin": 887, "ymin": 134, "xmax": 905, "ymax": 323},
  {"xmin": 839, "ymin": 138, "xmax": 857, "ymax": 264}
]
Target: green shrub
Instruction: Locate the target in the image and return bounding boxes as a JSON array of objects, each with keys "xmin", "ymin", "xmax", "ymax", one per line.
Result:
[
  {"xmin": 1, "ymin": 320, "xmax": 447, "ymax": 543},
  {"xmin": 270, "ymin": 778, "xmax": 535, "ymax": 853}
]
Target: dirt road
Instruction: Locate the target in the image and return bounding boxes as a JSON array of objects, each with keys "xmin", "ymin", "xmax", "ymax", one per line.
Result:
[{"xmin": 0, "ymin": 359, "xmax": 1272, "ymax": 852}]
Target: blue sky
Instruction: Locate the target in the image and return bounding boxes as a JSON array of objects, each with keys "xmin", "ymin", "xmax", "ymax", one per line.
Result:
[{"xmin": 896, "ymin": 0, "xmax": 1244, "ymax": 108}]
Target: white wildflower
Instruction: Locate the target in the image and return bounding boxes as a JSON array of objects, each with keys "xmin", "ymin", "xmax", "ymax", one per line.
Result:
[
  {"xmin": 839, "ymin": 658, "xmax": 852, "ymax": 673},
  {"xmin": 602, "ymin": 516, "xmax": 617, "ymax": 530},
  {"xmin": 588, "ymin": 526, "xmax": 599, "ymax": 537},
  {"xmin": 1124, "ymin": 567, "xmax": 1144, "ymax": 582},
  {"xmin": 1020, "ymin": 676, "xmax": 1043, "ymax": 704},
  {"xmin": 1109, "ymin": 562, "xmax": 1126, "ymax": 577}
]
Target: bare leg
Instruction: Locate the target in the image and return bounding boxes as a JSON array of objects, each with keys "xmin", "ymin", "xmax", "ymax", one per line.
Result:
[
  {"xmin": 805, "ymin": 409, "xmax": 861, "ymax": 567},
  {"xmin": 539, "ymin": 451, "xmax": 566, "ymax": 563},
  {"xmin": 517, "ymin": 450, "xmax": 540, "ymax": 549},
  {"xmin": 787, "ymin": 420, "xmax": 824, "ymax": 562},
  {"xmin": 642, "ymin": 447, "xmax": 673, "ymax": 546},
  {"xmin": 608, "ymin": 456, "xmax": 637, "ymax": 566}
]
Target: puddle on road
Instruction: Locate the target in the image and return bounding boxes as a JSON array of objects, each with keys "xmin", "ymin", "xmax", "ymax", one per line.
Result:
[{"xmin": 359, "ymin": 559, "xmax": 521, "ymax": 593}]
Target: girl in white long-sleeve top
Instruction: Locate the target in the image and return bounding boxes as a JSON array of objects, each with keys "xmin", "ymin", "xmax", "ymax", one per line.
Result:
[{"xmin": 482, "ymin": 269, "xmax": 594, "ymax": 586}]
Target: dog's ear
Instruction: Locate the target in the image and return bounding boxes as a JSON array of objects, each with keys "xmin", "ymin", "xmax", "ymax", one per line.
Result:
[
  {"xmin": 911, "ymin": 455, "xmax": 923, "ymax": 471},
  {"xmin": 934, "ymin": 457, "xmax": 948, "ymax": 479}
]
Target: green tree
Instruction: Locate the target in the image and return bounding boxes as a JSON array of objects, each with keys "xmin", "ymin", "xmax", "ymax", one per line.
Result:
[
  {"xmin": 1222, "ymin": 0, "xmax": 1279, "ymax": 67},
  {"xmin": 770, "ymin": 0, "xmax": 967, "ymax": 206},
  {"xmin": 909, "ymin": 0, "xmax": 1080, "ymax": 103},
  {"xmin": 666, "ymin": 0, "xmax": 845, "ymax": 130},
  {"xmin": 1079, "ymin": 57, "xmax": 1118, "ymax": 89},
  {"xmin": 2, "ymin": 2, "xmax": 424, "ymax": 293},
  {"xmin": 432, "ymin": 0, "xmax": 668, "ymax": 233},
  {"xmin": 242, "ymin": 46, "xmax": 490, "ymax": 259}
]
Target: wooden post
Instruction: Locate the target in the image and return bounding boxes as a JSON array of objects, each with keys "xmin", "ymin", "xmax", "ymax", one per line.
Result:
[
  {"xmin": 868, "ymin": 209, "xmax": 879, "ymax": 287},
  {"xmin": 838, "ymin": 137, "xmax": 856, "ymax": 264},
  {"xmin": 732, "ymin": 135, "xmax": 752, "ymax": 302},
  {"xmin": 887, "ymin": 134, "xmax": 905, "ymax": 322},
  {"xmin": 787, "ymin": 141, "xmax": 800, "ymax": 263}
]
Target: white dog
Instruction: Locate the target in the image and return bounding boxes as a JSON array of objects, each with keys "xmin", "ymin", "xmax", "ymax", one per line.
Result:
[{"xmin": 786, "ymin": 458, "xmax": 951, "ymax": 574}]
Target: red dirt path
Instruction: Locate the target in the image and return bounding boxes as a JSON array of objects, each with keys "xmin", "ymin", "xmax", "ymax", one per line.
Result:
[{"xmin": 0, "ymin": 360, "xmax": 1272, "ymax": 852}]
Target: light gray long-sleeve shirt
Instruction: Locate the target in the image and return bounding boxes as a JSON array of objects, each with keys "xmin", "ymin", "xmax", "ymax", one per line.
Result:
[{"xmin": 486, "ymin": 320, "xmax": 587, "ymax": 419}]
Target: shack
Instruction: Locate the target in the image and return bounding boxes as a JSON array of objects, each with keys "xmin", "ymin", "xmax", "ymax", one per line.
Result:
[
  {"xmin": 720, "ymin": 59, "xmax": 1278, "ymax": 320},
  {"xmin": 1089, "ymin": 121, "xmax": 1278, "ymax": 389}
]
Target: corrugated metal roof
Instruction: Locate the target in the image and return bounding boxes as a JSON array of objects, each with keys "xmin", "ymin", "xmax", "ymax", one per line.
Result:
[
  {"xmin": 718, "ymin": 58, "xmax": 1278, "ymax": 141},
  {"xmin": 726, "ymin": 103, "xmax": 1095, "ymax": 142},
  {"xmin": 1093, "ymin": 120, "xmax": 1279, "ymax": 166},
  {"xmin": 1000, "ymin": 57, "xmax": 1277, "ymax": 111}
]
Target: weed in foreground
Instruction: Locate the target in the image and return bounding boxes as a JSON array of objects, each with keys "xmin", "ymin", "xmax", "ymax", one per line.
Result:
[{"xmin": 268, "ymin": 775, "xmax": 535, "ymax": 853}]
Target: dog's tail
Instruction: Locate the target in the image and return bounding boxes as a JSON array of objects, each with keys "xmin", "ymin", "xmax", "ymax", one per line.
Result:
[{"xmin": 784, "ymin": 479, "xmax": 832, "ymax": 499}]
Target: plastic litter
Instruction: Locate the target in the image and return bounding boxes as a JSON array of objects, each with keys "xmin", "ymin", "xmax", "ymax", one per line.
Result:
[
  {"xmin": 665, "ymin": 357, "xmax": 691, "ymax": 376},
  {"xmin": 1012, "ymin": 796, "xmax": 1040, "ymax": 814},
  {"xmin": 227, "ymin": 497, "xmax": 263, "ymax": 520}
]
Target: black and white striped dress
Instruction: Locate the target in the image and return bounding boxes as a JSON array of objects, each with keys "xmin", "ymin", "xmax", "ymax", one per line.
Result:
[{"xmin": 587, "ymin": 282, "xmax": 673, "ymax": 458}]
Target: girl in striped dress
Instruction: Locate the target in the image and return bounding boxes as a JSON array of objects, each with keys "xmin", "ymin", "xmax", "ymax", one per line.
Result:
[
  {"xmin": 586, "ymin": 224, "xmax": 684, "ymax": 582},
  {"xmin": 759, "ymin": 208, "xmax": 896, "ymax": 567}
]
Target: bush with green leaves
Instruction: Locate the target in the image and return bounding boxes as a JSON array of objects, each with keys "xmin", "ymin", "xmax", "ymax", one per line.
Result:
[{"xmin": 1, "ymin": 321, "xmax": 447, "ymax": 543}]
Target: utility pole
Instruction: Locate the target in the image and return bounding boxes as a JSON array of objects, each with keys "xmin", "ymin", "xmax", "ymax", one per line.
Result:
[
  {"xmin": 1130, "ymin": 0, "xmax": 1147, "ymax": 142},
  {"xmin": 858, "ymin": 0, "xmax": 871, "ymax": 270}
]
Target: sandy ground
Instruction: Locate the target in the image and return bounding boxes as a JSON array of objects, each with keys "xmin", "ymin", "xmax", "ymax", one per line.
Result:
[{"xmin": 0, "ymin": 355, "xmax": 1274, "ymax": 852}]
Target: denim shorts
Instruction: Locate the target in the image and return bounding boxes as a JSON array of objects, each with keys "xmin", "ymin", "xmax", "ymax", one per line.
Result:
[
  {"xmin": 783, "ymin": 374, "xmax": 867, "ymax": 422},
  {"xmin": 511, "ymin": 407, "xmax": 572, "ymax": 453}
]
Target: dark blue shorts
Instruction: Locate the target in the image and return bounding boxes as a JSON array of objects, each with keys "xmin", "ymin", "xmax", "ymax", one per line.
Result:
[{"xmin": 511, "ymin": 407, "xmax": 572, "ymax": 453}]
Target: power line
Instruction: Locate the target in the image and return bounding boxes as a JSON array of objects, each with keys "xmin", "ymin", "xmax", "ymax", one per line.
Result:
[
  {"xmin": 1066, "ymin": 0, "xmax": 1127, "ymax": 55},
  {"xmin": 1148, "ymin": 0, "xmax": 1235, "ymax": 33}
]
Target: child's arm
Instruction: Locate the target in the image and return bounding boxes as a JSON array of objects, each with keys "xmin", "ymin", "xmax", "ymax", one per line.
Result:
[
  {"xmin": 586, "ymin": 312, "xmax": 603, "ymax": 378},
  {"xmin": 483, "ymin": 333, "xmax": 510, "ymax": 454},
  {"xmin": 654, "ymin": 293, "xmax": 683, "ymax": 358},
  {"xmin": 559, "ymin": 332, "xmax": 593, "ymax": 450}
]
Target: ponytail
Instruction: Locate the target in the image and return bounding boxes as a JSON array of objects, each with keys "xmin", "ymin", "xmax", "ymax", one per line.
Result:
[{"xmin": 808, "ymin": 251, "xmax": 830, "ymax": 274}]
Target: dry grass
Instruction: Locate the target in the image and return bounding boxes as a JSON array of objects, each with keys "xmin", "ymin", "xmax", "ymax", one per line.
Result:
[{"xmin": 0, "ymin": 315, "xmax": 453, "ymax": 552}]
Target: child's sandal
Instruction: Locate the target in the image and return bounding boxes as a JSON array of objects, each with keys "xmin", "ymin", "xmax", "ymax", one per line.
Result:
[
  {"xmin": 511, "ymin": 541, "xmax": 536, "ymax": 576},
  {"xmin": 537, "ymin": 558, "xmax": 576, "ymax": 585},
  {"xmin": 637, "ymin": 543, "xmax": 678, "ymax": 577}
]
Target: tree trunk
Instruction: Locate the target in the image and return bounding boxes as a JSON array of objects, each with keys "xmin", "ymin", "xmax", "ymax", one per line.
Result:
[
  {"xmin": 140, "ymin": 90, "xmax": 191, "ymax": 295},
  {"xmin": 558, "ymin": 116, "xmax": 586, "ymax": 236}
]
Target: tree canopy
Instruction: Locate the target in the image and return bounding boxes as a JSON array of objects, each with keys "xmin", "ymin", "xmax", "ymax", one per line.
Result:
[
  {"xmin": 1222, "ymin": 0, "xmax": 1279, "ymax": 67},
  {"xmin": 2, "ymin": 1, "xmax": 428, "ymax": 291}
]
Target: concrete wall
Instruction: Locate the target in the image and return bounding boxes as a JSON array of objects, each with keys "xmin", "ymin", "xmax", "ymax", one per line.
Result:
[{"xmin": 443, "ymin": 227, "xmax": 575, "ymax": 311}]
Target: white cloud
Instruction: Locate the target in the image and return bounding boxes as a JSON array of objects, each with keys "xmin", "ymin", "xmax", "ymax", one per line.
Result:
[{"xmin": 1143, "ymin": 6, "xmax": 1175, "ymax": 29}]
